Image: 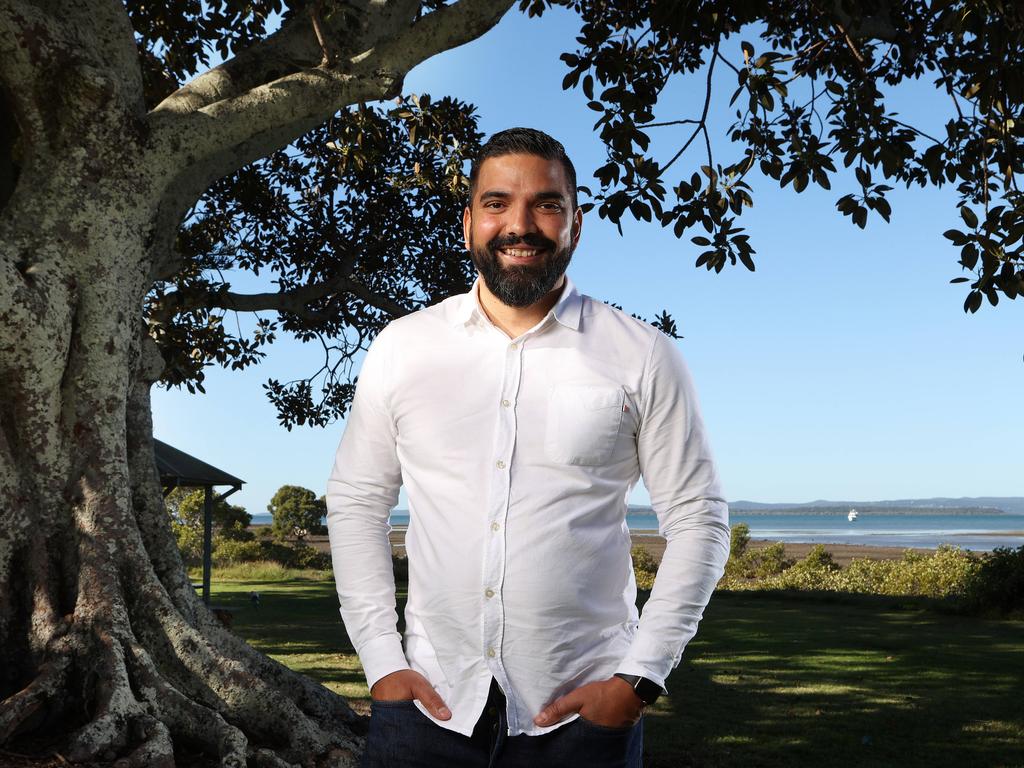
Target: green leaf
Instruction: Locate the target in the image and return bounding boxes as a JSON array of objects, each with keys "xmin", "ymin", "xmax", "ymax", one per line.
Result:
[{"xmin": 960, "ymin": 206, "xmax": 979, "ymax": 228}]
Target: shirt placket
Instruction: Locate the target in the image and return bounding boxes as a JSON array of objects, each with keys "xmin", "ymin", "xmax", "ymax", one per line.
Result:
[{"xmin": 480, "ymin": 332, "xmax": 526, "ymax": 732}]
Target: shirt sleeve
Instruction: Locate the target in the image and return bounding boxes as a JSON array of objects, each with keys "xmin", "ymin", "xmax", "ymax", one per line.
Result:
[
  {"xmin": 615, "ymin": 331, "xmax": 730, "ymax": 690},
  {"xmin": 325, "ymin": 327, "xmax": 410, "ymax": 689}
]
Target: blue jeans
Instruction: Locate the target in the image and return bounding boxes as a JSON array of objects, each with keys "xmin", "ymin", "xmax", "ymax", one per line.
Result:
[{"xmin": 360, "ymin": 680, "xmax": 643, "ymax": 768}]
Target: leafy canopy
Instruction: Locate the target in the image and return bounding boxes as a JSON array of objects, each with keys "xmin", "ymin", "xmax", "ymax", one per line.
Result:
[
  {"xmin": 136, "ymin": 0, "xmax": 1022, "ymax": 433},
  {"xmin": 524, "ymin": 0, "xmax": 1023, "ymax": 312}
]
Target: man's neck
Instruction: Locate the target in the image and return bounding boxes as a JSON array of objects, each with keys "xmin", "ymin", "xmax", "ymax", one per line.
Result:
[{"xmin": 476, "ymin": 276, "xmax": 565, "ymax": 340}]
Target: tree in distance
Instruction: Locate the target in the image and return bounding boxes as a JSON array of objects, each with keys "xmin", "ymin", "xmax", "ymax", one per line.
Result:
[
  {"xmin": 268, "ymin": 485, "xmax": 327, "ymax": 541},
  {"xmin": 165, "ymin": 487, "xmax": 253, "ymax": 565},
  {"xmin": 1, "ymin": 0, "xmax": 1021, "ymax": 765}
]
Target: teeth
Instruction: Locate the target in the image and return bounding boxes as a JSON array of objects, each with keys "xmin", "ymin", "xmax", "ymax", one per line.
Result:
[{"xmin": 504, "ymin": 248, "xmax": 537, "ymax": 258}]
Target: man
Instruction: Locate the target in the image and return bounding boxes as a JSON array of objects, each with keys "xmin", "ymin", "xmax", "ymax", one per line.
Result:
[{"xmin": 326, "ymin": 128, "xmax": 729, "ymax": 767}]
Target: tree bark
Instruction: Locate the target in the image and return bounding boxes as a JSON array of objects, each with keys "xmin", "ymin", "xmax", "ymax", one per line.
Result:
[{"xmin": 0, "ymin": 0, "xmax": 515, "ymax": 764}]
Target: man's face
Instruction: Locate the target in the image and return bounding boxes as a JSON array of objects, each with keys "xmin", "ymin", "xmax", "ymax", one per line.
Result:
[{"xmin": 463, "ymin": 153, "xmax": 583, "ymax": 308}]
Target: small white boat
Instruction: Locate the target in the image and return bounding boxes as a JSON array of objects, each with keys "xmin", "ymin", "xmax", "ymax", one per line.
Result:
[{"xmin": 848, "ymin": 509, "xmax": 859, "ymax": 522}]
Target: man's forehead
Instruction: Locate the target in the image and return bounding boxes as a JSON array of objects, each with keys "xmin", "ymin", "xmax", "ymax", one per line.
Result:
[
  {"xmin": 477, "ymin": 153, "xmax": 566, "ymax": 180},
  {"xmin": 474, "ymin": 153, "xmax": 570, "ymax": 195}
]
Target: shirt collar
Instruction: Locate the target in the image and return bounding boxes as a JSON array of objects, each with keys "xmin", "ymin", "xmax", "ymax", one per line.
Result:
[{"xmin": 452, "ymin": 275, "xmax": 582, "ymax": 332}]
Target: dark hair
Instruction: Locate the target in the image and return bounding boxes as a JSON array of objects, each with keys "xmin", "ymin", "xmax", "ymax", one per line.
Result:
[{"xmin": 468, "ymin": 127, "xmax": 578, "ymax": 209}]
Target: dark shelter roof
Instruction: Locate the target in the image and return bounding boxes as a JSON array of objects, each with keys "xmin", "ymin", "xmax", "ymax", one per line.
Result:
[{"xmin": 154, "ymin": 439, "xmax": 244, "ymax": 489}]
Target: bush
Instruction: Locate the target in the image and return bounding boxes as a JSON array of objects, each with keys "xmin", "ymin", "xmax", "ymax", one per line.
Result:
[
  {"xmin": 285, "ymin": 543, "xmax": 331, "ymax": 571},
  {"xmin": 723, "ymin": 535, "xmax": 793, "ymax": 582},
  {"xmin": 741, "ymin": 544, "xmax": 983, "ymax": 600},
  {"xmin": 730, "ymin": 523, "xmax": 750, "ymax": 559},
  {"xmin": 963, "ymin": 546, "xmax": 1024, "ymax": 614},
  {"xmin": 631, "ymin": 545, "xmax": 658, "ymax": 591},
  {"xmin": 219, "ymin": 520, "xmax": 255, "ymax": 542},
  {"xmin": 173, "ymin": 521, "xmax": 203, "ymax": 567},
  {"xmin": 747, "ymin": 541, "xmax": 793, "ymax": 578},
  {"xmin": 212, "ymin": 538, "xmax": 267, "ymax": 565}
]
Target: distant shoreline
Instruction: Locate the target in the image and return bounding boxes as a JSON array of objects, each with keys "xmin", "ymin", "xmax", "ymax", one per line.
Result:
[{"xmin": 375, "ymin": 529, "xmax": 944, "ymax": 567}]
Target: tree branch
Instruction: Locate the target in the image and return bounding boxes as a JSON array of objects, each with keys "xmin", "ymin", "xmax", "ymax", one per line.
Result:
[
  {"xmin": 151, "ymin": 12, "xmax": 329, "ymax": 116},
  {"xmin": 148, "ymin": 0, "xmax": 513, "ymax": 170},
  {"xmin": 363, "ymin": 0, "xmax": 515, "ymax": 77},
  {"xmin": 142, "ymin": 0, "xmax": 513, "ymax": 281},
  {"xmin": 153, "ymin": 0, "xmax": 422, "ymax": 117},
  {"xmin": 661, "ymin": 39, "xmax": 719, "ymax": 177},
  {"xmin": 150, "ymin": 273, "xmax": 412, "ymax": 327}
]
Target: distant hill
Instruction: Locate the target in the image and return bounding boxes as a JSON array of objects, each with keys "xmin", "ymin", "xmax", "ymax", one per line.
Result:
[{"xmin": 724, "ymin": 497, "xmax": 1024, "ymax": 515}]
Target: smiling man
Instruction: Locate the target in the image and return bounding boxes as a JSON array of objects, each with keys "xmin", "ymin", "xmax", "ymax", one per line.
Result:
[{"xmin": 326, "ymin": 128, "xmax": 729, "ymax": 768}]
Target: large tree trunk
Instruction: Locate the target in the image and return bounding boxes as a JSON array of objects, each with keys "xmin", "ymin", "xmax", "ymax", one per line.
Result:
[
  {"xmin": 0, "ymin": 61, "xmax": 362, "ymax": 768},
  {"xmin": 0, "ymin": 195, "xmax": 364, "ymax": 768},
  {"xmin": 0, "ymin": 0, "xmax": 516, "ymax": 763}
]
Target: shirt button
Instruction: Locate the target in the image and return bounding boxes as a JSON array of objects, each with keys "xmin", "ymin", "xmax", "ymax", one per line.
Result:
[
  {"xmin": 496, "ymin": 460, "xmax": 506, "ymax": 469},
  {"xmin": 491, "ymin": 522, "xmax": 500, "ymax": 532},
  {"xmin": 487, "ymin": 647, "xmax": 496, "ymax": 658},
  {"xmin": 509, "ymin": 342, "xmax": 518, "ymax": 350},
  {"xmin": 501, "ymin": 399, "xmax": 511, "ymax": 408},
  {"xmin": 485, "ymin": 588, "xmax": 495, "ymax": 598}
]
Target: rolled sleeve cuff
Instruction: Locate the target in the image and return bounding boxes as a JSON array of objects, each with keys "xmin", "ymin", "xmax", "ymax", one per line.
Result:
[
  {"xmin": 615, "ymin": 632, "xmax": 675, "ymax": 693},
  {"xmin": 358, "ymin": 634, "xmax": 411, "ymax": 690}
]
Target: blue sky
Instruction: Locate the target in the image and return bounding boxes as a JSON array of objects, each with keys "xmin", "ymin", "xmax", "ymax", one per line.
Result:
[{"xmin": 152, "ymin": 7, "xmax": 1023, "ymax": 515}]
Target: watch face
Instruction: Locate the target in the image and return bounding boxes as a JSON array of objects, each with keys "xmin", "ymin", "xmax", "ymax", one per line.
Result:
[{"xmin": 634, "ymin": 677, "xmax": 661, "ymax": 704}]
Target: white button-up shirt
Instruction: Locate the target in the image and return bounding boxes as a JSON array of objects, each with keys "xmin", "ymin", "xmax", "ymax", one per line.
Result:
[{"xmin": 326, "ymin": 276, "xmax": 729, "ymax": 737}]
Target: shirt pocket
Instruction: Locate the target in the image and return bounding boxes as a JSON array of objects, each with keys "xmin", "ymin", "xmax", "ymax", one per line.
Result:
[{"xmin": 544, "ymin": 384, "xmax": 625, "ymax": 466}]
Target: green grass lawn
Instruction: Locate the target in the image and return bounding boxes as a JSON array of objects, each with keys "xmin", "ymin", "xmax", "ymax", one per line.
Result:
[{"xmin": 209, "ymin": 574, "xmax": 1024, "ymax": 768}]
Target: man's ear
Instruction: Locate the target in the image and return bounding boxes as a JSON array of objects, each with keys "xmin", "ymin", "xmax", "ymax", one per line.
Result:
[
  {"xmin": 570, "ymin": 205, "xmax": 583, "ymax": 248},
  {"xmin": 462, "ymin": 206, "xmax": 472, "ymax": 251}
]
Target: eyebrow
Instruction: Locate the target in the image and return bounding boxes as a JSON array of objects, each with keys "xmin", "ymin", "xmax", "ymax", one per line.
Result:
[{"xmin": 478, "ymin": 190, "xmax": 568, "ymax": 202}]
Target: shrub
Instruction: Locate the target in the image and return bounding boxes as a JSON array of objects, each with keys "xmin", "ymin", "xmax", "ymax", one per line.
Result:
[
  {"xmin": 730, "ymin": 523, "xmax": 750, "ymax": 559},
  {"xmin": 631, "ymin": 545, "xmax": 658, "ymax": 591},
  {"xmin": 744, "ymin": 544, "xmax": 983, "ymax": 600},
  {"xmin": 963, "ymin": 546, "xmax": 1024, "ymax": 614},
  {"xmin": 747, "ymin": 542, "xmax": 793, "ymax": 578},
  {"xmin": 212, "ymin": 538, "xmax": 266, "ymax": 565},
  {"xmin": 172, "ymin": 521, "xmax": 203, "ymax": 567},
  {"xmin": 219, "ymin": 520, "xmax": 255, "ymax": 542},
  {"xmin": 285, "ymin": 543, "xmax": 331, "ymax": 571}
]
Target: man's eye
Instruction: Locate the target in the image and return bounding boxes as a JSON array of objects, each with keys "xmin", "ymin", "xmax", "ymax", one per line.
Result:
[
  {"xmin": 483, "ymin": 201, "xmax": 505, "ymax": 209},
  {"xmin": 539, "ymin": 203, "xmax": 562, "ymax": 211}
]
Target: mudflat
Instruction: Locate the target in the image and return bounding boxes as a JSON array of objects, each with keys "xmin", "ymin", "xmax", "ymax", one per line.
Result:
[{"xmin": 376, "ymin": 528, "xmax": 938, "ymax": 567}]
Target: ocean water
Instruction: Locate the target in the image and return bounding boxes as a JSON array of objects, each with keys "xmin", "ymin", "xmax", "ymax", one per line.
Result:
[
  {"xmin": 638, "ymin": 512, "xmax": 1024, "ymax": 551},
  {"xmin": 252, "ymin": 511, "xmax": 1024, "ymax": 551}
]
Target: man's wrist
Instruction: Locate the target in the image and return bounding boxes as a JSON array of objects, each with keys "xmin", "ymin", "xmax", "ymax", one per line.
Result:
[{"xmin": 612, "ymin": 673, "xmax": 662, "ymax": 706}]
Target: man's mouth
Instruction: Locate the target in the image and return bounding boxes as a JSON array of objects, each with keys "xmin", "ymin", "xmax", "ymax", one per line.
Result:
[{"xmin": 498, "ymin": 247, "xmax": 544, "ymax": 262}]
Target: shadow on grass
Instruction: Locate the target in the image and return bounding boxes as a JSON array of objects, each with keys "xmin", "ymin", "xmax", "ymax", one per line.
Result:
[
  {"xmin": 214, "ymin": 579, "xmax": 1023, "ymax": 768},
  {"xmin": 649, "ymin": 590, "xmax": 1024, "ymax": 768}
]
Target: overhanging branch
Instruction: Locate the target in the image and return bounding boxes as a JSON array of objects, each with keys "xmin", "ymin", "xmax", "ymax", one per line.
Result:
[
  {"xmin": 147, "ymin": 0, "xmax": 513, "ymax": 180},
  {"xmin": 150, "ymin": 273, "xmax": 411, "ymax": 327}
]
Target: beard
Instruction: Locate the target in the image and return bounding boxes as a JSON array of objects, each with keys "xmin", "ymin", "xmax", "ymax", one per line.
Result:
[{"xmin": 469, "ymin": 230, "xmax": 574, "ymax": 308}]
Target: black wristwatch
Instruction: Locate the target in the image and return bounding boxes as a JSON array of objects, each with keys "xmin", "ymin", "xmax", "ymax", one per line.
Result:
[{"xmin": 613, "ymin": 673, "xmax": 662, "ymax": 706}]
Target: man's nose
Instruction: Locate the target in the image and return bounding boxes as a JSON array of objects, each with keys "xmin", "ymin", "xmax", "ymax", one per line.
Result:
[{"xmin": 505, "ymin": 203, "xmax": 538, "ymax": 238}]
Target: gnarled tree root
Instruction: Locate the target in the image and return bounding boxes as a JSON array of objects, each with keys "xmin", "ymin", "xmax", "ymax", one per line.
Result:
[{"xmin": 2, "ymin": 602, "xmax": 363, "ymax": 767}]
